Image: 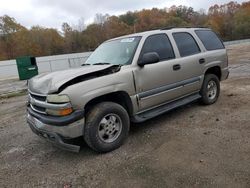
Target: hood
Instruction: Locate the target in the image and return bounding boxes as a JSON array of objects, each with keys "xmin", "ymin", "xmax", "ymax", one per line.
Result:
[{"xmin": 28, "ymin": 65, "xmax": 119, "ymax": 94}]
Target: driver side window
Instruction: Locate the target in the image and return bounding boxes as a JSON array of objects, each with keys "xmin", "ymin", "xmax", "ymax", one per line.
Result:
[{"xmin": 140, "ymin": 34, "xmax": 175, "ymax": 62}]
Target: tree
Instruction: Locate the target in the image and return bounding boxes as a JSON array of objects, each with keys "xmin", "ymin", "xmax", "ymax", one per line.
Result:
[
  {"xmin": 175, "ymin": 5, "xmax": 195, "ymax": 22},
  {"xmin": 0, "ymin": 15, "xmax": 23, "ymax": 34},
  {"xmin": 119, "ymin": 11, "xmax": 137, "ymax": 26},
  {"xmin": 62, "ymin": 23, "xmax": 74, "ymax": 53},
  {"xmin": 77, "ymin": 17, "xmax": 86, "ymax": 32},
  {"xmin": 94, "ymin": 13, "xmax": 109, "ymax": 25},
  {"xmin": 62, "ymin": 22, "xmax": 72, "ymax": 35},
  {"xmin": 0, "ymin": 15, "xmax": 24, "ymax": 59},
  {"xmin": 207, "ymin": 1, "xmax": 240, "ymax": 40},
  {"xmin": 233, "ymin": 2, "xmax": 250, "ymax": 39},
  {"xmin": 0, "ymin": 1, "xmax": 249, "ymax": 61}
]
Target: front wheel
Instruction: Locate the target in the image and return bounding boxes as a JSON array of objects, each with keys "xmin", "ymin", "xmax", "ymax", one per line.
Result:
[
  {"xmin": 200, "ymin": 74, "xmax": 220, "ymax": 105},
  {"xmin": 84, "ymin": 102, "xmax": 130, "ymax": 153}
]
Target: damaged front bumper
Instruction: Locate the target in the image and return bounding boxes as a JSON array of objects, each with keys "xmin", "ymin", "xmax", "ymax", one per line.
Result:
[{"xmin": 27, "ymin": 107, "xmax": 85, "ymax": 152}]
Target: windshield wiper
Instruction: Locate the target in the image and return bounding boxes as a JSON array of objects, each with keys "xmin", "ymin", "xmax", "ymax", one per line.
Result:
[
  {"xmin": 81, "ymin": 63, "xmax": 91, "ymax": 66},
  {"xmin": 92, "ymin": 62, "xmax": 111, "ymax": 65}
]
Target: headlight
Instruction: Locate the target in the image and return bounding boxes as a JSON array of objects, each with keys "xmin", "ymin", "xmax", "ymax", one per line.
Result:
[
  {"xmin": 47, "ymin": 94, "xmax": 70, "ymax": 103},
  {"xmin": 46, "ymin": 94, "xmax": 72, "ymax": 116}
]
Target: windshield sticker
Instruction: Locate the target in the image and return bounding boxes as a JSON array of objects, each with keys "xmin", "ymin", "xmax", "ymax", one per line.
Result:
[{"xmin": 120, "ymin": 38, "xmax": 135, "ymax": 43}]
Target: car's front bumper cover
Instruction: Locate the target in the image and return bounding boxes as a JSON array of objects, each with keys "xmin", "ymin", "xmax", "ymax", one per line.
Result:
[{"xmin": 27, "ymin": 108, "xmax": 85, "ymax": 152}]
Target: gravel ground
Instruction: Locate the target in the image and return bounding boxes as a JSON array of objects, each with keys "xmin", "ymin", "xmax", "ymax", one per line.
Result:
[
  {"xmin": 0, "ymin": 79, "xmax": 27, "ymax": 96},
  {"xmin": 0, "ymin": 44, "xmax": 250, "ymax": 188}
]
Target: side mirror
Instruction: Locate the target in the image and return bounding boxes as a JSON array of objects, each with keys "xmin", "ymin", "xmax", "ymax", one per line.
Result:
[{"xmin": 138, "ymin": 52, "xmax": 160, "ymax": 67}]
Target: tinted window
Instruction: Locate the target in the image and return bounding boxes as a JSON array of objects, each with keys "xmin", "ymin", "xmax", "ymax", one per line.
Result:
[
  {"xmin": 195, "ymin": 30, "xmax": 224, "ymax": 51},
  {"xmin": 173, "ymin": 32, "xmax": 200, "ymax": 57},
  {"xmin": 140, "ymin": 34, "xmax": 175, "ymax": 61}
]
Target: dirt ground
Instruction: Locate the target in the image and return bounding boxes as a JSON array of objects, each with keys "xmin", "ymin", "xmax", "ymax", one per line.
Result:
[{"xmin": 0, "ymin": 44, "xmax": 250, "ymax": 188}]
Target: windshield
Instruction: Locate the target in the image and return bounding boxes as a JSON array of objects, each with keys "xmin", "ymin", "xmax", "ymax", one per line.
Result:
[{"xmin": 85, "ymin": 36, "xmax": 141, "ymax": 65}]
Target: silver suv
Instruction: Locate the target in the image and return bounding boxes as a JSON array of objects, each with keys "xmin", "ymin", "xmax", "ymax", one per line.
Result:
[{"xmin": 27, "ymin": 28, "xmax": 229, "ymax": 152}]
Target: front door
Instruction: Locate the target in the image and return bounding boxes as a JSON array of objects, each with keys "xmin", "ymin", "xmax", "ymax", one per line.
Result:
[{"xmin": 133, "ymin": 33, "xmax": 184, "ymax": 111}]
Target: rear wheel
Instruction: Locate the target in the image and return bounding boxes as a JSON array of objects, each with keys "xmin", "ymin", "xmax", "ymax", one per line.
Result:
[
  {"xmin": 200, "ymin": 74, "xmax": 220, "ymax": 105},
  {"xmin": 84, "ymin": 102, "xmax": 130, "ymax": 153}
]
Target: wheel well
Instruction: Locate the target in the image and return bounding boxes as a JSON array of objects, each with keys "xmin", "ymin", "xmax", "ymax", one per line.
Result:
[
  {"xmin": 205, "ymin": 66, "xmax": 221, "ymax": 80},
  {"xmin": 84, "ymin": 91, "xmax": 133, "ymax": 116}
]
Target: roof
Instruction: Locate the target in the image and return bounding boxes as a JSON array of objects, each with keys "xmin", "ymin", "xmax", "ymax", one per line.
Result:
[{"xmin": 107, "ymin": 27, "xmax": 210, "ymax": 42}]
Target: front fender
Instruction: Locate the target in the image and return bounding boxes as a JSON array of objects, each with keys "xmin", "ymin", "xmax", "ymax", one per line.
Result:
[{"xmin": 60, "ymin": 69, "xmax": 136, "ymax": 110}]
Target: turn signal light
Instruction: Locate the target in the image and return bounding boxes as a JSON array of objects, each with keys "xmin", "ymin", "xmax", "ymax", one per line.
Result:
[
  {"xmin": 46, "ymin": 107, "xmax": 73, "ymax": 116},
  {"xmin": 59, "ymin": 108, "xmax": 73, "ymax": 116}
]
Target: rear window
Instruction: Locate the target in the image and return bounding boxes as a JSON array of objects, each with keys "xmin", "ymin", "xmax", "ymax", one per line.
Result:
[
  {"xmin": 173, "ymin": 32, "xmax": 201, "ymax": 57},
  {"xmin": 195, "ymin": 30, "xmax": 224, "ymax": 51}
]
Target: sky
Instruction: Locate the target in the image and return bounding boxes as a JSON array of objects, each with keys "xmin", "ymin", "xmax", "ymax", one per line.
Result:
[{"xmin": 0, "ymin": 0, "xmax": 247, "ymax": 30}]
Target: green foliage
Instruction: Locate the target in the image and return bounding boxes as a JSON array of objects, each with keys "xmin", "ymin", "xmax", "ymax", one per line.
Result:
[
  {"xmin": 0, "ymin": 1, "xmax": 249, "ymax": 61},
  {"xmin": 119, "ymin": 11, "xmax": 137, "ymax": 26},
  {"xmin": 233, "ymin": 2, "xmax": 250, "ymax": 39},
  {"xmin": 0, "ymin": 15, "xmax": 23, "ymax": 34}
]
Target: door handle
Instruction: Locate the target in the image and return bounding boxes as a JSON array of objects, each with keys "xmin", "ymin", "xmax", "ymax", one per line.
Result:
[
  {"xmin": 173, "ymin": 64, "xmax": 181, "ymax": 71},
  {"xmin": 199, "ymin": 58, "xmax": 205, "ymax": 64}
]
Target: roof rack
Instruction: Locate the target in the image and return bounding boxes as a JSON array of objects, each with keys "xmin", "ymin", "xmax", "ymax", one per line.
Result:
[
  {"xmin": 160, "ymin": 26, "xmax": 175, "ymax": 30},
  {"xmin": 160, "ymin": 26, "xmax": 209, "ymax": 30}
]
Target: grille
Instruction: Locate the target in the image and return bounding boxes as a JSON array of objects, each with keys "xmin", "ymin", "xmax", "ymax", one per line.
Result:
[
  {"xmin": 31, "ymin": 104, "xmax": 46, "ymax": 114},
  {"xmin": 28, "ymin": 91, "xmax": 47, "ymax": 114},
  {"xmin": 30, "ymin": 93, "xmax": 46, "ymax": 101}
]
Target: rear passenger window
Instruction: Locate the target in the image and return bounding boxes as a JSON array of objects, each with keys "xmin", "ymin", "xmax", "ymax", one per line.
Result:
[
  {"xmin": 173, "ymin": 32, "xmax": 200, "ymax": 57},
  {"xmin": 140, "ymin": 34, "xmax": 175, "ymax": 61},
  {"xmin": 195, "ymin": 30, "xmax": 224, "ymax": 51}
]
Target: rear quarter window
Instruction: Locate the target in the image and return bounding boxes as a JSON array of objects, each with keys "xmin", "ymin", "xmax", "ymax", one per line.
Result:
[{"xmin": 195, "ymin": 30, "xmax": 224, "ymax": 51}]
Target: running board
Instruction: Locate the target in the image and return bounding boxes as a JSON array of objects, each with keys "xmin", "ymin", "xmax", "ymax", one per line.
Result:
[{"xmin": 132, "ymin": 93, "xmax": 201, "ymax": 123}]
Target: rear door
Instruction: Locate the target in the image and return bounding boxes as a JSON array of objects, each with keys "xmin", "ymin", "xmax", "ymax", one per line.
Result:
[{"xmin": 170, "ymin": 31, "xmax": 205, "ymax": 95}]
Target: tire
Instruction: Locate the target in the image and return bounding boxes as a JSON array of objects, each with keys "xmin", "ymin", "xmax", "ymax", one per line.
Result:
[
  {"xmin": 84, "ymin": 102, "xmax": 130, "ymax": 153},
  {"xmin": 200, "ymin": 74, "xmax": 220, "ymax": 105}
]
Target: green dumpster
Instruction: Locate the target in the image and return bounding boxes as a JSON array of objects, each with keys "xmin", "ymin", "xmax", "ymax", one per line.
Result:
[{"xmin": 16, "ymin": 56, "xmax": 38, "ymax": 80}]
